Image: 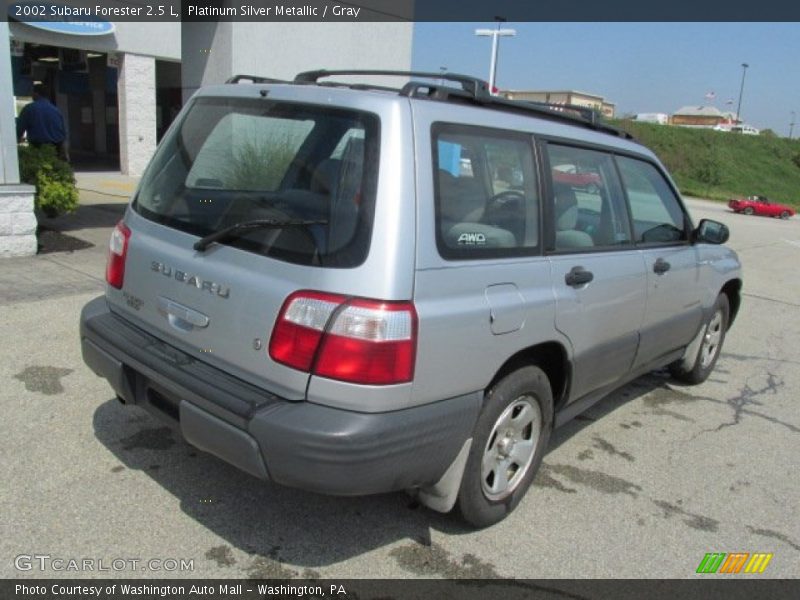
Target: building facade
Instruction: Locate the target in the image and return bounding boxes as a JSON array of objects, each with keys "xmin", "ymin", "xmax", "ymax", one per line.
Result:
[
  {"xmin": 9, "ymin": 21, "xmax": 182, "ymax": 175},
  {"xmin": 671, "ymin": 106, "xmax": 736, "ymax": 128},
  {"xmin": 501, "ymin": 90, "xmax": 616, "ymax": 119},
  {"xmin": 1, "ymin": 19, "xmax": 413, "ymax": 256}
]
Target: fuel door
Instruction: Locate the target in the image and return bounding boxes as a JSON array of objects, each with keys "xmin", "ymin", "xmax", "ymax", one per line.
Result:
[{"xmin": 485, "ymin": 283, "xmax": 526, "ymax": 335}]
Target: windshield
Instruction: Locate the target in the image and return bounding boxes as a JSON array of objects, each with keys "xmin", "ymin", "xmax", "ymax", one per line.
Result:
[{"xmin": 134, "ymin": 97, "xmax": 379, "ymax": 267}]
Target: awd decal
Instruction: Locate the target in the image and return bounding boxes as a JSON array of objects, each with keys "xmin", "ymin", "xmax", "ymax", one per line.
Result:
[{"xmin": 457, "ymin": 232, "xmax": 487, "ymax": 245}]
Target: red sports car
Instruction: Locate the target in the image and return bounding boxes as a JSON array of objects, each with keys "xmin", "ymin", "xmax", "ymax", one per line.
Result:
[
  {"xmin": 552, "ymin": 166, "xmax": 603, "ymax": 193},
  {"xmin": 728, "ymin": 195, "xmax": 795, "ymax": 219}
]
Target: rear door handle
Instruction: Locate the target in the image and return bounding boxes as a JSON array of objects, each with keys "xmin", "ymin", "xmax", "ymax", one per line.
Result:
[
  {"xmin": 565, "ymin": 266, "xmax": 594, "ymax": 287},
  {"xmin": 157, "ymin": 296, "xmax": 210, "ymax": 331},
  {"xmin": 653, "ymin": 258, "xmax": 671, "ymax": 274}
]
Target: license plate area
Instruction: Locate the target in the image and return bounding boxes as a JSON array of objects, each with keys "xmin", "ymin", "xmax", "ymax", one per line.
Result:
[{"xmin": 135, "ymin": 375, "xmax": 182, "ymax": 426}]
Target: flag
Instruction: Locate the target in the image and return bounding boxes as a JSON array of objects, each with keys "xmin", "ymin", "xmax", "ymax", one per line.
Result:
[{"xmin": 705, "ymin": 91, "xmax": 716, "ymax": 101}]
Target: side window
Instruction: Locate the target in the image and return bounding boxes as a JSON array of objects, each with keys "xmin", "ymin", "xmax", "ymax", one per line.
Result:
[
  {"xmin": 616, "ymin": 156, "xmax": 688, "ymax": 244},
  {"xmin": 433, "ymin": 124, "xmax": 539, "ymax": 259},
  {"xmin": 329, "ymin": 127, "xmax": 365, "ymax": 159},
  {"xmin": 546, "ymin": 144, "xmax": 632, "ymax": 251}
]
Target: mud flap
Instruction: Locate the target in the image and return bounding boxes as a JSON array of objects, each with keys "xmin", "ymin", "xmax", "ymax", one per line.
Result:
[{"xmin": 416, "ymin": 438, "xmax": 472, "ymax": 513}]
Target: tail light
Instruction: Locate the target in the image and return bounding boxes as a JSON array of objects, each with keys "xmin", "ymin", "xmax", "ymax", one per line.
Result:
[
  {"xmin": 269, "ymin": 291, "xmax": 417, "ymax": 385},
  {"xmin": 106, "ymin": 221, "xmax": 131, "ymax": 289}
]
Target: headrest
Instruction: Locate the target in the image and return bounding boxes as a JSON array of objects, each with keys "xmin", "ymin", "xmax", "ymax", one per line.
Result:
[
  {"xmin": 554, "ymin": 183, "xmax": 578, "ymax": 231},
  {"xmin": 310, "ymin": 159, "xmax": 341, "ymax": 195}
]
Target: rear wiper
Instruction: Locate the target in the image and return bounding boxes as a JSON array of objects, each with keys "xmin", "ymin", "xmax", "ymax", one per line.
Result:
[{"xmin": 193, "ymin": 218, "xmax": 326, "ymax": 252}]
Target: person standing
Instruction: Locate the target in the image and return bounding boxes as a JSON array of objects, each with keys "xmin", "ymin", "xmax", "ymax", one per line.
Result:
[{"xmin": 16, "ymin": 84, "xmax": 67, "ymax": 160}]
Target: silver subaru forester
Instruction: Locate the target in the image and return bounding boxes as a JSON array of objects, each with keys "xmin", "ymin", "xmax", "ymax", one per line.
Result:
[{"xmin": 80, "ymin": 70, "xmax": 742, "ymax": 527}]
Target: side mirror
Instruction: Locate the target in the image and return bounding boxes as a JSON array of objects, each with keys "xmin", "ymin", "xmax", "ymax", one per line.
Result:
[{"xmin": 694, "ymin": 219, "xmax": 729, "ymax": 245}]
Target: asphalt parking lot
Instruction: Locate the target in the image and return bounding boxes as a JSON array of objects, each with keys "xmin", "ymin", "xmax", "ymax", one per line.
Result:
[{"xmin": 1, "ymin": 192, "xmax": 798, "ymax": 580}]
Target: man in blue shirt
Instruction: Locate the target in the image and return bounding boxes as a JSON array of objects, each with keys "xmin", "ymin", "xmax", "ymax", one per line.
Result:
[{"xmin": 16, "ymin": 84, "xmax": 67, "ymax": 160}]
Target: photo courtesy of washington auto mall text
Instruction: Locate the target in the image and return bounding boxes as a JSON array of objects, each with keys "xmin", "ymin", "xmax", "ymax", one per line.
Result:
[{"xmin": 13, "ymin": 582, "xmax": 350, "ymax": 598}]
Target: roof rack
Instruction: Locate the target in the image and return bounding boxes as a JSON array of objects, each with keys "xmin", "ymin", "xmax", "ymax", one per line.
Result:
[
  {"xmin": 226, "ymin": 74, "xmax": 289, "ymax": 84},
  {"xmin": 225, "ymin": 70, "xmax": 632, "ymax": 140},
  {"xmin": 294, "ymin": 69, "xmax": 491, "ymax": 99}
]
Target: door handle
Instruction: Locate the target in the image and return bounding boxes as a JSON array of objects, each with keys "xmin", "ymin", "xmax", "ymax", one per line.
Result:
[
  {"xmin": 157, "ymin": 296, "xmax": 210, "ymax": 331},
  {"xmin": 653, "ymin": 258, "xmax": 671, "ymax": 274},
  {"xmin": 565, "ymin": 266, "xmax": 594, "ymax": 287}
]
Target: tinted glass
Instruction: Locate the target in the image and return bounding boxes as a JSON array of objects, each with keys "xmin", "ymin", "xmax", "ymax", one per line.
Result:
[
  {"xmin": 134, "ymin": 97, "xmax": 379, "ymax": 267},
  {"xmin": 547, "ymin": 144, "xmax": 632, "ymax": 251},
  {"xmin": 433, "ymin": 124, "xmax": 539, "ymax": 259},
  {"xmin": 616, "ymin": 156, "xmax": 688, "ymax": 244}
]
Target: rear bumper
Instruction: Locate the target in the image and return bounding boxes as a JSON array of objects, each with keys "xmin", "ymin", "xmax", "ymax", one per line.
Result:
[{"xmin": 80, "ymin": 296, "xmax": 481, "ymax": 496}]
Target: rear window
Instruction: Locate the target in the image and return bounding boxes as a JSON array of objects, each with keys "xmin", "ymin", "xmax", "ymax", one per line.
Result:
[{"xmin": 134, "ymin": 97, "xmax": 379, "ymax": 267}]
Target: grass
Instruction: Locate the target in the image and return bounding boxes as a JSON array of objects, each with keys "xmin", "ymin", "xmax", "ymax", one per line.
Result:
[{"xmin": 611, "ymin": 120, "xmax": 800, "ymax": 208}]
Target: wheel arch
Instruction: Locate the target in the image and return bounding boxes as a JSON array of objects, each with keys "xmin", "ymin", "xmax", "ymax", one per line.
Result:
[
  {"xmin": 721, "ymin": 278, "xmax": 742, "ymax": 328},
  {"xmin": 485, "ymin": 341, "xmax": 570, "ymax": 418}
]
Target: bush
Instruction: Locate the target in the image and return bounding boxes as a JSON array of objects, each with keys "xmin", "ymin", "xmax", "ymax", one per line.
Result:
[{"xmin": 18, "ymin": 144, "xmax": 79, "ymax": 217}]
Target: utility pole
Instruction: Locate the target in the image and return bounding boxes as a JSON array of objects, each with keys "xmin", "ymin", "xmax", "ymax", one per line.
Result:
[
  {"xmin": 475, "ymin": 17, "xmax": 516, "ymax": 94},
  {"xmin": 735, "ymin": 63, "xmax": 749, "ymax": 126}
]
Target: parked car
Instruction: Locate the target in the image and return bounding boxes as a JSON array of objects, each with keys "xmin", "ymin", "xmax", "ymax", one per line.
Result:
[
  {"xmin": 714, "ymin": 124, "xmax": 760, "ymax": 135},
  {"xmin": 552, "ymin": 164, "xmax": 603, "ymax": 194},
  {"xmin": 728, "ymin": 195, "xmax": 795, "ymax": 219},
  {"xmin": 80, "ymin": 70, "xmax": 742, "ymax": 528}
]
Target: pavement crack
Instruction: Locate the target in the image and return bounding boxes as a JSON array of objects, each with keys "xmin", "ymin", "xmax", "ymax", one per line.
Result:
[
  {"xmin": 741, "ymin": 292, "xmax": 800, "ymax": 308},
  {"xmin": 640, "ymin": 375, "xmax": 798, "ymax": 438},
  {"xmin": 721, "ymin": 352, "xmax": 800, "ymax": 367},
  {"xmin": 42, "ymin": 255, "xmax": 105, "ymax": 283},
  {"xmin": 706, "ymin": 372, "xmax": 794, "ymax": 434}
]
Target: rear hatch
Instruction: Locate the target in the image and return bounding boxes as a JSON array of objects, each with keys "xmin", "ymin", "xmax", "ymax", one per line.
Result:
[{"xmin": 105, "ymin": 90, "xmax": 384, "ymax": 400}]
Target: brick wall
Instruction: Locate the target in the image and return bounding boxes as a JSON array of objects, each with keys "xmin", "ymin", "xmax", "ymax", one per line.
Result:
[{"xmin": 0, "ymin": 186, "xmax": 38, "ymax": 257}]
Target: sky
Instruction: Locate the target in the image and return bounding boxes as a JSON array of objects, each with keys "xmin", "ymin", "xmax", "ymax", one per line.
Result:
[{"xmin": 411, "ymin": 23, "xmax": 800, "ymax": 136}]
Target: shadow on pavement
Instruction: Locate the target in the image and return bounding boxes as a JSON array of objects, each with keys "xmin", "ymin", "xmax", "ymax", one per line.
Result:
[
  {"xmin": 41, "ymin": 202, "xmax": 126, "ymax": 233},
  {"xmin": 548, "ymin": 370, "xmax": 675, "ymax": 451},
  {"xmin": 92, "ymin": 399, "xmax": 470, "ymax": 571},
  {"xmin": 90, "ymin": 370, "xmax": 681, "ymax": 570},
  {"xmin": 36, "ymin": 226, "xmax": 94, "ymax": 254}
]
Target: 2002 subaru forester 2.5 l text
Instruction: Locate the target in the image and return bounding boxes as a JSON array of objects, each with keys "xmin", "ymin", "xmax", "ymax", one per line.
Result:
[{"xmin": 80, "ymin": 70, "xmax": 742, "ymax": 528}]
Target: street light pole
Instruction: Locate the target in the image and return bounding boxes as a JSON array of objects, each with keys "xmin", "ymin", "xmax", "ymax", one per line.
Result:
[
  {"xmin": 735, "ymin": 63, "xmax": 749, "ymax": 126},
  {"xmin": 475, "ymin": 18, "xmax": 516, "ymax": 94},
  {"xmin": 790, "ymin": 111, "xmax": 796, "ymax": 140}
]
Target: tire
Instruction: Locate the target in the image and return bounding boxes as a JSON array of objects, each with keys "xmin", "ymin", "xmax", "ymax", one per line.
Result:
[
  {"xmin": 780, "ymin": 211, "xmax": 790, "ymax": 219},
  {"xmin": 457, "ymin": 366, "xmax": 553, "ymax": 528},
  {"xmin": 743, "ymin": 207, "xmax": 754, "ymax": 215},
  {"xmin": 669, "ymin": 294, "xmax": 730, "ymax": 385}
]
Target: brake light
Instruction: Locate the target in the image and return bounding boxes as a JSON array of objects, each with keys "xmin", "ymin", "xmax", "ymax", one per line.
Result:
[
  {"xmin": 269, "ymin": 292, "xmax": 417, "ymax": 385},
  {"xmin": 106, "ymin": 221, "xmax": 131, "ymax": 289}
]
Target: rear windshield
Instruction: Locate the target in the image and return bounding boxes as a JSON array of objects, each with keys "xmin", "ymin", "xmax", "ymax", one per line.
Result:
[{"xmin": 133, "ymin": 97, "xmax": 379, "ymax": 267}]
